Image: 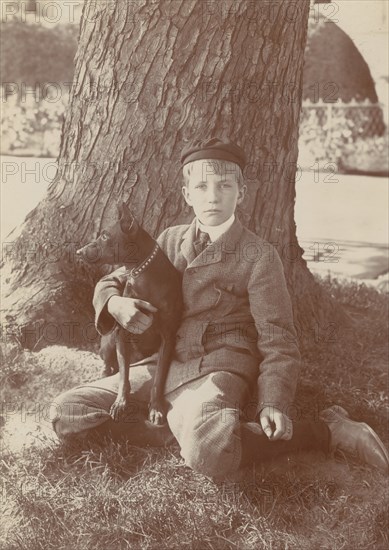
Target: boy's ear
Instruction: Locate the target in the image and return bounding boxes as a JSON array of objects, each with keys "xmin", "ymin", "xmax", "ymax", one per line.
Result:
[
  {"xmin": 236, "ymin": 185, "xmax": 247, "ymax": 205},
  {"xmin": 182, "ymin": 186, "xmax": 192, "ymax": 206}
]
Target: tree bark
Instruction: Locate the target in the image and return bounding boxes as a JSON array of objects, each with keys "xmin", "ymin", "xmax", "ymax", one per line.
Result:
[{"xmin": 1, "ymin": 0, "xmax": 346, "ymax": 350}]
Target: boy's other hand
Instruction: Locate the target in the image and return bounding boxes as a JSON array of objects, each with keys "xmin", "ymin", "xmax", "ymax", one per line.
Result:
[
  {"xmin": 107, "ymin": 296, "xmax": 158, "ymax": 334},
  {"xmin": 259, "ymin": 406, "xmax": 293, "ymax": 441}
]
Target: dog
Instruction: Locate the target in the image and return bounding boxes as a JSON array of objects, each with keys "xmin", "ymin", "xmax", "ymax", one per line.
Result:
[{"xmin": 76, "ymin": 203, "xmax": 182, "ymax": 425}]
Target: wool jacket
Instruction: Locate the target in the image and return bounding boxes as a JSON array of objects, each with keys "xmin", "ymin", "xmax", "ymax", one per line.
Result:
[{"xmin": 93, "ymin": 217, "xmax": 301, "ymax": 413}]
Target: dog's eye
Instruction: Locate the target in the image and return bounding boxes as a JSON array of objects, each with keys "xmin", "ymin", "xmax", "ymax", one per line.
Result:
[{"xmin": 101, "ymin": 232, "xmax": 109, "ymax": 241}]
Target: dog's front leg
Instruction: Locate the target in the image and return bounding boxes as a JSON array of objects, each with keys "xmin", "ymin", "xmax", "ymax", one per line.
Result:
[
  {"xmin": 148, "ymin": 335, "xmax": 174, "ymax": 425},
  {"xmin": 110, "ymin": 333, "xmax": 131, "ymax": 422}
]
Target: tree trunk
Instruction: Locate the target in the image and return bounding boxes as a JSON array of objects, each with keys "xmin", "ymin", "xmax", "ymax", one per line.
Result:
[{"xmin": 1, "ymin": 0, "xmax": 346, "ymax": 350}]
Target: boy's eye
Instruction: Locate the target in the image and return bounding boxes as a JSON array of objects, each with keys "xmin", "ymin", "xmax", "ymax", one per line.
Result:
[
  {"xmin": 218, "ymin": 183, "xmax": 233, "ymax": 190},
  {"xmin": 195, "ymin": 183, "xmax": 207, "ymax": 189}
]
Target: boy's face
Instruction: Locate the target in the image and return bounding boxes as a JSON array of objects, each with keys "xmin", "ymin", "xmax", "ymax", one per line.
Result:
[{"xmin": 182, "ymin": 160, "xmax": 246, "ymax": 226}]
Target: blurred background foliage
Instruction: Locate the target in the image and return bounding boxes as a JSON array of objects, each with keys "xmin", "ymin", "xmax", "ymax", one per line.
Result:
[
  {"xmin": 1, "ymin": 20, "xmax": 78, "ymax": 84},
  {"xmin": 304, "ymin": 13, "xmax": 382, "ymax": 103},
  {"xmin": 299, "ymin": 11, "xmax": 387, "ymax": 173},
  {"xmin": 0, "ymin": 19, "xmax": 77, "ymax": 156}
]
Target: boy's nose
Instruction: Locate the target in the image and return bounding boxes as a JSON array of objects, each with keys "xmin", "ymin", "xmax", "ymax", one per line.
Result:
[{"xmin": 206, "ymin": 187, "xmax": 220, "ymax": 202}]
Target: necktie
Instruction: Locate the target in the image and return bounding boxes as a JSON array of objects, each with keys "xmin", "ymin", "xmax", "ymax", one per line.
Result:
[{"xmin": 194, "ymin": 230, "xmax": 210, "ymax": 256}]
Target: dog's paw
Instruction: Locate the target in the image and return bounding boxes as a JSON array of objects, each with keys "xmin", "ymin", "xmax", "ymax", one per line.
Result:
[
  {"xmin": 109, "ymin": 399, "xmax": 128, "ymax": 422},
  {"xmin": 148, "ymin": 408, "xmax": 166, "ymax": 426}
]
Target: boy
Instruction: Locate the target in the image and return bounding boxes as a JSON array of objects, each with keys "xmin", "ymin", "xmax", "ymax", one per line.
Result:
[{"xmin": 52, "ymin": 138, "xmax": 388, "ymax": 478}]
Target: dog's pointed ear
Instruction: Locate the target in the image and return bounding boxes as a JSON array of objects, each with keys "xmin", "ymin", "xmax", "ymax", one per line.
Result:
[
  {"xmin": 120, "ymin": 202, "xmax": 132, "ymax": 218},
  {"xmin": 119, "ymin": 203, "xmax": 137, "ymax": 233}
]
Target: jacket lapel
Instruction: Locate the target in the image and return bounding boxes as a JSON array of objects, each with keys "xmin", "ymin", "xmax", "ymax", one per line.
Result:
[{"xmin": 179, "ymin": 219, "xmax": 197, "ymax": 265}]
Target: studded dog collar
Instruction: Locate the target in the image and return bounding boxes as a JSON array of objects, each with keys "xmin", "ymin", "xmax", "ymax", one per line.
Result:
[{"xmin": 130, "ymin": 243, "xmax": 160, "ymax": 278}]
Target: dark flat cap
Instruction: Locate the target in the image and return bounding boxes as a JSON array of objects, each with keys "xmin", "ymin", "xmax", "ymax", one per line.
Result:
[{"xmin": 181, "ymin": 137, "xmax": 247, "ymax": 170}]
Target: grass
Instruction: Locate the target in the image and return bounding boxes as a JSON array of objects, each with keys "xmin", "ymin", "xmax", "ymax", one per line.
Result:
[{"xmin": 1, "ymin": 277, "xmax": 388, "ymax": 550}]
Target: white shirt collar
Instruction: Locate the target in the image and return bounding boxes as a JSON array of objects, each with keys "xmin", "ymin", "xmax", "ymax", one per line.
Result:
[{"xmin": 196, "ymin": 214, "xmax": 235, "ymax": 242}]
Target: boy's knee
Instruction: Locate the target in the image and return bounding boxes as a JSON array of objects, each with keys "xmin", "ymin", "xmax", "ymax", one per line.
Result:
[
  {"xmin": 50, "ymin": 387, "xmax": 110, "ymax": 439},
  {"xmin": 179, "ymin": 407, "xmax": 242, "ymax": 478},
  {"xmin": 49, "ymin": 397, "xmax": 77, "ymax": 440},
  {"xmin": 50, "ymin": 390, "xmax": 72, "ymax": 437}
]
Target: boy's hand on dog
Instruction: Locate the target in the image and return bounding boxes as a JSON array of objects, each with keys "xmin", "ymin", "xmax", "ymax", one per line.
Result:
[
  {"xmin": 108, "ymin": 296, "xmax": 158, "ymax": 334},
  {"xmin": 259, "ymin": 406, "xmax": 293, "ymax": 441}
]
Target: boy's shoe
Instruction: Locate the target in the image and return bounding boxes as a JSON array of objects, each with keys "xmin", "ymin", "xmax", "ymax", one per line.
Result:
[{"xmin": 320, "ymin": 405, "xmax": 389, "ymax": 472}]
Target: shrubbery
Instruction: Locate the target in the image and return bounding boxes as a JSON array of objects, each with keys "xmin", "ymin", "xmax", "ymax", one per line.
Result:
[
  {"xmin": 1, "ymin": 95, "xmax": 67, "ymax": 156},
  {"xmin": 0, "ymin": 20, "xmax": 76, "ymax": 156},
  {"xmin": 340, "ymin": 133, "xmax": 389, "ymax": 175},
  {"xmin": 304, "ymin": 13, "xmax": 380, "ymax": 103},
  {"xmin": 298, "ymin": 104, "xmax": 387, "ymax": 171},
  {"xmin": 0, "ymin": 20, "xmax": 78, "ymax": 86},
  {"xmin": 299, "ymin": 11, "xmax": 387, "ymax": 172}
]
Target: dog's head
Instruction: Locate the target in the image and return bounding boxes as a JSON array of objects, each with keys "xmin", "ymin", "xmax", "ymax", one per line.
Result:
[{"xmin": 76, "ymin": 203, "xmax": 141, "ymax": 265}]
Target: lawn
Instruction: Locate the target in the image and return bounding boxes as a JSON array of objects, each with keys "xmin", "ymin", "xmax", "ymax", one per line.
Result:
[{"xmin": 1, "ymin": 276, "xmax": 388, "ymax": 550}]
